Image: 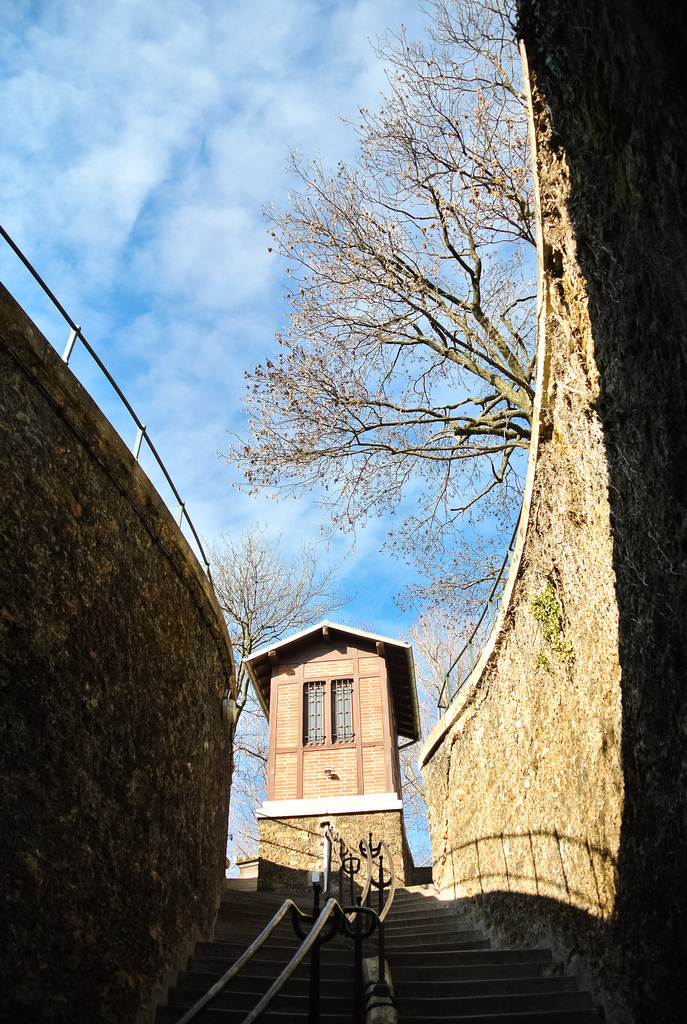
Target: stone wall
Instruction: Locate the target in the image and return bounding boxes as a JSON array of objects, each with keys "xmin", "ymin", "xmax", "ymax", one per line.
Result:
[
  {"xmin": 0, "ymin": 283, "xmax": 235, "ymax": 1023},
  {"xmin": 421, "ymin": 5, "xmax": 687, "ymax": 1022},
  {"xmin": 258, "ymin": 811, "xmax": 413, "ymax": 892}
]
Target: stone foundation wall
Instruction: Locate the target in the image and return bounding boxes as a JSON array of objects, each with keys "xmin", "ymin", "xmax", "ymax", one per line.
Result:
[
  {"xmin": 0, "ymin": 283, "xmax": 235, "ymax": 1024},
  {"xmin": 258, "ymin": 810, "xmax": 413, "ymax": 892}
]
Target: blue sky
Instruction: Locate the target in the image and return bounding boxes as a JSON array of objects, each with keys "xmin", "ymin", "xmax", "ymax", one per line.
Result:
[{"xmin": 0, "ymin": 0, "xmax": 435, "ymax": 638}]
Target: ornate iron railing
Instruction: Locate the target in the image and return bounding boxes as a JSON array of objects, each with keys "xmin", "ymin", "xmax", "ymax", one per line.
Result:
[
  {"xmin": 179, "ymin": 829, "xmax": 396, "ymax": 1024},
  {"xmin": 0, "ymin": 224, "xmax": 213, "ymax": 583}
]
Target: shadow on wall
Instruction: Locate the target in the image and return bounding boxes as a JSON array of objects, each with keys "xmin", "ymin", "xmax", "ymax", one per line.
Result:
[
  {"xmin": 518, "ymin": 1, "xmax": 687, "ymax": 1021},
  {"xmin": 0, "ymin": 283, "xmax": 235, "ymax": 1024},
  {"xmin": 421, "ymin": 5, "xmax": 687, "ymax": 1022},
  {"xmin": 258, "ymin": 818, "xmax": 324, "ymax": 892},
  {"xmin": 442, "ymin": 831, "xmax": 616, "ymax": 918}
]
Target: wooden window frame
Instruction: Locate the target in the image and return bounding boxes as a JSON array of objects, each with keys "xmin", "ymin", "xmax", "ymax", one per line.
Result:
[
  {"xmin": 331, "ymin": 677, "xmax": 354, "ymax": 744},
  {"xmin": 303, "ymin": 677, "xmax": 356, "ymax": 749},
  {"xmin": 303, "ymin": 679, "xmax": 327, "ymax": 745}
]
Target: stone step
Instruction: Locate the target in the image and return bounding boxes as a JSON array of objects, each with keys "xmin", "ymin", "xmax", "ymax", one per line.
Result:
[
  {"xmin": 167, "ymin": 986, "xmax": 353, "ymax": 1013},
  {"xmin": 403, "ymin": 963, "xmax": 562, "ymax": 982},
  {"xmin": 396, "ymin": 989, "xmax": 593, "ymax": 1017},
  {"xmin": 173, "ymin": 973, "xmax": 579, "ymax": 1005},
  {"xmin": 384, "ymin": 909, "xmax": 470, "ymax": 925},
  {"xmin": 395, "ymin": 976, "xmax": 578, "ymax": 999},
  {"xmin": 157, "ymin": 1007, "xmax": 351, "ymax": 1024},
  {"xmin": 388, "ymin": 948, "xmax": 555, "ymax": 968},
  {"xmin": 384, "ymin": 921, "xmax": 482, "ymax": 937},
  {"xmin": 175, "ymin": 972, "xmax": 352, "ymax": 996},
  {"xmin": 182, "ymin": 956, "xmax": 560, "ymax": 987},
  {"xmin": 187, "ymin": 955, "xmax": 353, "ymax": 979},
  {"xmin": 212, "ymin": 925, "xmax": 486, "ymax": 953},
  {"xmin": 399, "ymin": 1012, "xmax": 603, "ymax": 1024},
  {"xmin": 196, "ymin": 937, "xmax": 352, "ymax": 962},
  {"xmin": 384, "ymin": 907, "xmax": 469, "ymax": 924},
  {"xmin": 385, "ymin": 932, "xmax": 489, "ymax": 951}
]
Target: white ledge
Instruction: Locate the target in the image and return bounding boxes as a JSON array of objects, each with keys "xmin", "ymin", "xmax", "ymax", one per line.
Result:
[{"xmin": 257, "ymin": 794, "xmax": 403, "ymax": 818}]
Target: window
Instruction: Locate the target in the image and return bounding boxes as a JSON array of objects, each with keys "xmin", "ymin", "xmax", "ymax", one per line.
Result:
[
  {"xmin": 332, "ymin": 678, "xmax": 353, "ymax": 743},
  {"xmin": 304, "ymin": 680, "xmax": 326, "ymax": 744}
]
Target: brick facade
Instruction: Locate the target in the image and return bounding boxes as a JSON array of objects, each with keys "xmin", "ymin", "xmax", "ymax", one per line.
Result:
[
  {"xmin": 245, "ymin": 623, "xmax": 419, "ymax": 896},
  {"xmin": 265, "ymin": 640, "xmax": 399, "ymax": 802}
]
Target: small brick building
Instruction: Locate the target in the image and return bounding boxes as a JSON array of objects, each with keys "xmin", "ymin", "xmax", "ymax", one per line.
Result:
[{"xmin": 244, "ymin": 621, "xmax": 420, "ymax": 890}]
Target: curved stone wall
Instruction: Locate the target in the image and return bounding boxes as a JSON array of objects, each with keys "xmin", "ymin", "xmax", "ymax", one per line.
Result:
[
  {"xmin": 0, "ymin": 283, "xmax": 235, "ymax": 1023},
  {"xmin": 420, "ymin": 4, "xmax": 687, "ymax": 1021}
]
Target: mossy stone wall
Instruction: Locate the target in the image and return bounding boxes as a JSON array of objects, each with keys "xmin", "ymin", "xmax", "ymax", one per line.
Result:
[{"xmin": 422, "ymin": 4, "xmax": 687, "ymax": 1020}]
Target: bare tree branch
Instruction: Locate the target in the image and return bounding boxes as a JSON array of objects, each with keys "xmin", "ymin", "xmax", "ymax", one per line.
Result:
[{"xmin": 225, "ymin": 0, "xmax": 533, "ymax": 610}]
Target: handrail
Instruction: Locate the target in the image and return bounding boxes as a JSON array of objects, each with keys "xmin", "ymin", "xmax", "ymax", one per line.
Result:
[
  {"xmin": 377, "ymin": 839, "xmax": 396, "ymax": 924},
  {"xmin": 325, "ymin": 826, "xmax": 397, "ymax": 922},
  {"xmin": 174, "ymin": 898, "xmax": 302, "ymax": 1024},
  {"xmin": 325, "ymin": 825, "xmax": 372, "ymax": 915},
  {"xmin": 240, "ymin": 897, "xmax": 346, "ymax": 1024},
  {"xmin": 178, "ymin": 827, "xmax": 396, "ymax": 1024},
  {"xmin": 437, "ymin": 507, "xmax": 523, "ymax": 713},
  {"xmin": 0, "ymin": 223, "xmax": 213, "ymax": 584},
  {"xmin": 357, "ymin": 834, "xmax": 374, "ymax": 910}
]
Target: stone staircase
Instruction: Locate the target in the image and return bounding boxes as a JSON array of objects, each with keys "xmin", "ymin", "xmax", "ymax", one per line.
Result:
[
  {"xmin": 156, "ymin": 881, "xmax": 603, "ymax": 1023},
  {"xmin": 157, "ymin": 884, "xmax": 353, "ymax": 1023},
  {"xmin": 386, "ymin": 887, "xmax": 602, "ymax": 1022}
]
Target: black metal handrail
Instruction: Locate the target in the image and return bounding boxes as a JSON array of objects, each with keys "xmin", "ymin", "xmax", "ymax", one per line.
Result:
[
  {"xmin": 180, "ymin": 829, "xmax": 397, "ymax": 1024},
  {"xmin": 0, "ymin": 224, "xmax": 213, "ymax": 584},
  {"xmin": 178, "ymin": 890, "xmax": 385, "ymax": 1024},
  {"xmin": 174, "ymin": 897, "xmax": 302, "ymax": 1024},
  {"xmin": 324, "ymin": 825, "xmax": 372, "ymax": 913},
  {"xmin": 437, "ymin": 508, "xmax": 523, "ymax": 715},
  {"xmin": 242, "ymin": 894, "xmax": 347, "ymax": 1024},
  {"xmin": 323, "ymin": 825, "xmax": 396, "ymax": 923},
  {"xmin": 366, "ymin": 834, "xmax": 396, "ymax": 924}
]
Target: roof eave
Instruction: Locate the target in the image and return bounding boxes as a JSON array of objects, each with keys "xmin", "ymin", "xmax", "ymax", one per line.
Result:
[{"xmin": 242, "ymin": 619, "xmax": 412, "ymax": 664}]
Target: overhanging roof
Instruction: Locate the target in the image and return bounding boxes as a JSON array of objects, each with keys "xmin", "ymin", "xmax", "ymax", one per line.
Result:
[{"xmin": 243, "ymin": 620, "xmax": 420, "ymax": 742}]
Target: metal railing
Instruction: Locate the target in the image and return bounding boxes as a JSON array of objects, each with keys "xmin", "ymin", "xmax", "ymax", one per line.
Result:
[
  {"xmin": 0, "ymin": 224, "xmax": 213, "ymax": 583},
  {"xmin": 437, "ymin": 509, "xmax": 523, "ymax": 715},
  {"xmin": 179, "ymin": 830, "xmax": 396, "ymax": 1024},
  {"xmin": 324, "ymin": 826, "xmax": 396, "ymax": 923}
]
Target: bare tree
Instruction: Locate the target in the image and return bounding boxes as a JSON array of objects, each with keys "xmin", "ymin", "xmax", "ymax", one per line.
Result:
[
  {"xmin": 210, "ymin": 525, "xmax": 348, "ymax": 861},
  {"xmin": 227, "ymin": 0, "xmax": 534, "ymax": 611}
]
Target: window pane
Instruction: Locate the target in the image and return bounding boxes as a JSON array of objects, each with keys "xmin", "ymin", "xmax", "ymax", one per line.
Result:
[
  {"xmin": 304, "ymin": 681, "xmax": 326, "ymax": 744},
  {"xmin": 332, "ymin": 678, "xmax": 353, "ymax": 743}
]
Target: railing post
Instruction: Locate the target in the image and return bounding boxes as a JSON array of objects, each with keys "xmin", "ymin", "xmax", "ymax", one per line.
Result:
[
  {"xmin": 488, "ymin": 598, "xmax": 496, "ymax": 627},
  {"xmin": 175, "ymin": 500, "xmax": 185, "ymax": 526},
  {"xmin": 444, "ymin": 671, "xmax": 453, "ymax": 704},
  {"xmin": 323, "ymin": 830, "xmax": 332, "ymax": 894},
  {"xmin": 308, "ymin": 882, "xmax": 321, "ymax": 1024},
  {"xmin": 62, "ymin": 325, "xmax": 80, "ymax": 365},
  {"xmin": 133, "ymin": 425, "xmax": 146, "ymax": 461},
  {"xmin": 375, "ymin": 918, "xmax": 390, "ymax": 999},
  {"xmin": 339, "ymin": 840, "xmax": 345, "ymax": 905},
  {"xmin": 378, "ymin": 854, "xmax": 384, "ymax": 917},
  {"xmin": 468, "ymin": 639, "xmax": 476, "ymax": 671},
  {"xmin": 353, "ymin": 900, "xmax": 363, "ymax": 1024}
]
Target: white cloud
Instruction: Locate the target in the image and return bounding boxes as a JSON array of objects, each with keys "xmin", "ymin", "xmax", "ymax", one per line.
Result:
[{"xmin": 0, "ymin": 0, "xmax": 431, "ymax": 639}]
